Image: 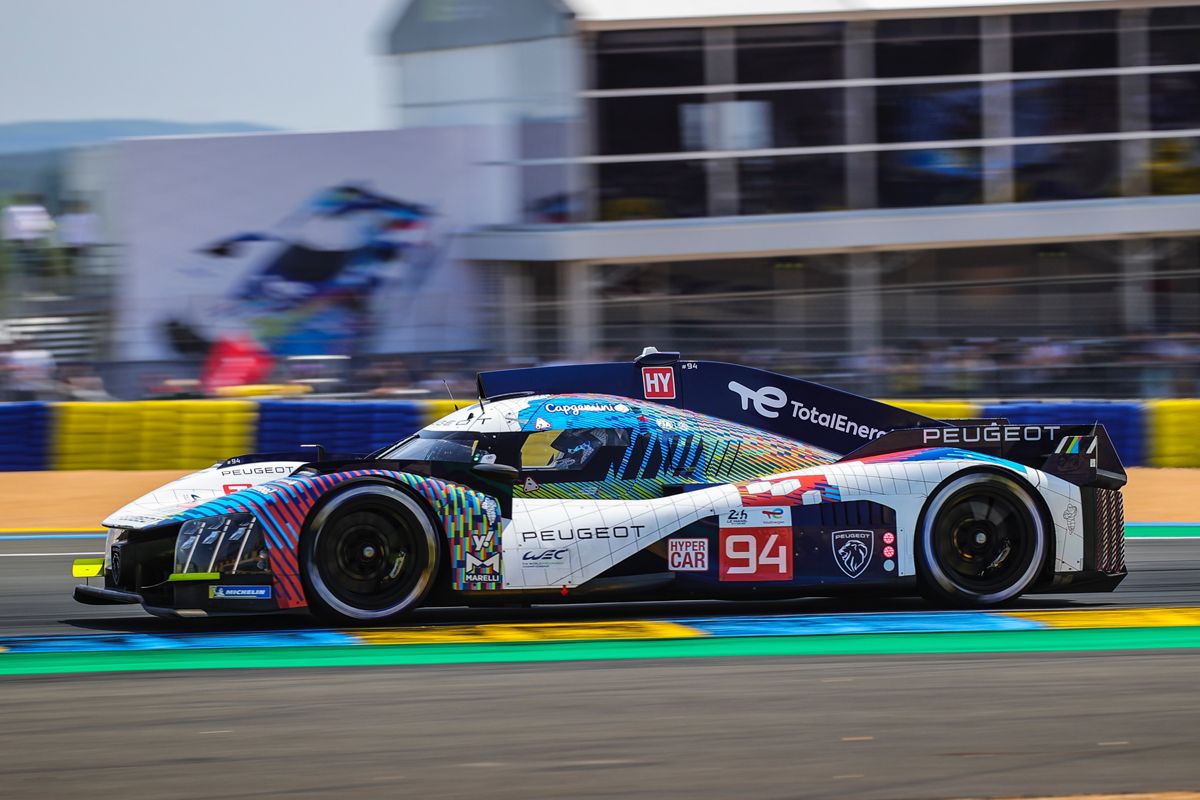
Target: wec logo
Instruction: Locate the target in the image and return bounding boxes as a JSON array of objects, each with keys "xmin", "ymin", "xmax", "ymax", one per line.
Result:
[
  {"xmin": 522, "ymin": 549, "xmax": 569, "ymax": 569},
  {"xmin": 522, "ymin": 549, "xmax": 568, "ymax": 562}
]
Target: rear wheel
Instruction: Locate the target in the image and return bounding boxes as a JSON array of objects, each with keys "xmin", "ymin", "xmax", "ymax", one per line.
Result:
[
  {"xmin": 916, "ymin": 472, "xmax": 1047, "ymax": 608},
  {"xmin": 301, "ymin": 485, "xmax": 439, "ymax": 623}
]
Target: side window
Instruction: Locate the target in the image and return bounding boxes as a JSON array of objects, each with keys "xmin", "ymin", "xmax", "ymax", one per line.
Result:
[
  {"xmin": 521, "ymin": 428, "xmax": 630, "ymax": 471},
  {"xmin": 378, "ymin": 432, "xmax": 501, "ymax": 464}
]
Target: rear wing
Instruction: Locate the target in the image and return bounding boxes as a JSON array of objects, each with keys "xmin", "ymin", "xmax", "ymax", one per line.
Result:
[
  {"xmin": 478, "ymin": 357, "xmax": 946, "ymax": 456},
  {"xmin": 842, "ymin": 423, "xmax": 1127, "ymax": 489}
]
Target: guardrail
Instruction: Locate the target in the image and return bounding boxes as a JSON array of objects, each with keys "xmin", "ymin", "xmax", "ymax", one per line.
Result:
[{"xmin": 0, "ymin": 398, "xmax": 1192, "ymax": 471}]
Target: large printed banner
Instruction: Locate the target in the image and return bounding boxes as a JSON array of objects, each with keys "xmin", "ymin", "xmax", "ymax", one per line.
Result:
[{"xmin": 104, "ymin": 127, "xmax": 506, "ymax": 361}]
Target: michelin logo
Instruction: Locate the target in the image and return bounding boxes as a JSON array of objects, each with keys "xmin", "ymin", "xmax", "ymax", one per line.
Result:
[
  {"xmin": 208, "ymin": 585, "xmax": 272, "ymax": 600},
  {"xmin": 728, "ymin": 381, "xmax": 884, "ymax": 440}
]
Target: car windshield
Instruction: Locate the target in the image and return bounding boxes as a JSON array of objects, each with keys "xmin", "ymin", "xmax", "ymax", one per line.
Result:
[{"xmin": 377, "ymin": 432, "xmax": 496, "ymax": 463}]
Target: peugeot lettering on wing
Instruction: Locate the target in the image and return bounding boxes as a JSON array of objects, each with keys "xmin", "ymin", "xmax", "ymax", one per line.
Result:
[
  {"xmin": 921, "ymin": 426, "xmax": 1062, "ymax": 444},
  {"xmin": 728, "ymin": 381, "xmax": 884, "ymax": 440}
]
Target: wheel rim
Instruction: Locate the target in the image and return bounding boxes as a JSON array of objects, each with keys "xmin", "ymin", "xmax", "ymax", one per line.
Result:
[
  {"xmin": 922, "ymin": 474, "xmax": 1045, "ymax": 603},
  {"xmin": 316, "ymin": 509, "xmax": 420, "ymax": 611},
  {"xmin": 934, "ymin": 487, "xmax": 1032, "ymax": 594},
  {"xmin": 305, "ymin": 486, "xmax": 437, "ymax": 620}
]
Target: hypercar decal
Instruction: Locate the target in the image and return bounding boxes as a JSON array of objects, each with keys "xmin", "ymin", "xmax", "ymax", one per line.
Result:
[{"xmin": 173, "ymin": 469, "xmax": 502, "ymax": 607}]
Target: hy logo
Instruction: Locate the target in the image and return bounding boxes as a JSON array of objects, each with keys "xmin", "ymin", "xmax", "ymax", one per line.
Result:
[
  {"xmin": 642, "ymin": 367, "xmax": 676, "ymax": 399},
  {"xmin": 832, "ymin": 530, "xmax": 874, "ymax": 578},
  {"xmin": 728, "ymin": 381, "xmax": 788, "ymax": 419}
]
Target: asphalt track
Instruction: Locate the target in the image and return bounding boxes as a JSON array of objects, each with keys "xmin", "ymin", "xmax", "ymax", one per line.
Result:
[{"xmin": 0, "ymin": 531, "xmax": 1198, "ymax": 799}]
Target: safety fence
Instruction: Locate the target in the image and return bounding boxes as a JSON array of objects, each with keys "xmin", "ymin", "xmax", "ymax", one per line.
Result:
[{"xmin": 0, "ymin": 398, "xmax": 1192, "ymax": 471}]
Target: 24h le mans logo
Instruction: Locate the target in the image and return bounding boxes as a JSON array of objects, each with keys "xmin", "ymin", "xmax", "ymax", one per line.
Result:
[{"xmin": 832, "ymin": 530, "xmax": 874, "ymax": 578}]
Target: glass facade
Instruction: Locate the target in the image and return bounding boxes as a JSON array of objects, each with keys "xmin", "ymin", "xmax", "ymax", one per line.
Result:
[
  {"xmin": 735, "ymin": 23, "xmax": 843, "ymax": 83},
  {"xmin": 586, "ymin": 7, "xmax": 1200, "ymax": 220},
  {"xmin": 500, "ymin": 236, "xmax": 1199, "ymax": 398}
]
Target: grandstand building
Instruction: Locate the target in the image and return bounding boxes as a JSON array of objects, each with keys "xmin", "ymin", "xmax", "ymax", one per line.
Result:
[{"xmin": 387, "ymin": 0, "xmax": 1200, "ymax": 393}]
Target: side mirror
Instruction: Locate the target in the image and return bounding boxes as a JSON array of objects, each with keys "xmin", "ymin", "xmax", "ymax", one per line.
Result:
[{"xmin": 473, "ymin": 462, "xmax": 519, "ymax": 481}]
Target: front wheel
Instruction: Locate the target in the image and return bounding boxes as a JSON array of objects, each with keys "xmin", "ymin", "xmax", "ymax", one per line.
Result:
[
  {"xmin": 301, "ymin": 485, "xmax": 439, "ymax": 623},
  {"xmin": 916, "ymin": 472, "xmax": 1047, "ymax": 608}
]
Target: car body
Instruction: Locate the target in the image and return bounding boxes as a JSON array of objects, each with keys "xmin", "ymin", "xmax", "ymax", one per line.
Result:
[{"xmin": 73, "ymin": 353, "xmax": 1128, "ymax": 621}]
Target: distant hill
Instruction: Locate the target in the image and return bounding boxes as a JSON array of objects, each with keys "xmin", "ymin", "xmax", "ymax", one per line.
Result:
[{"xmin": 0, "ymin": 119, "xmax": 280, "ymax": 156}]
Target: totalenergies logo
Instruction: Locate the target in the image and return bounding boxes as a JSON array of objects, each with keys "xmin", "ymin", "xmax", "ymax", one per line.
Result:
[{"xmin": 727, "ymin": 381, "xmax": 885, "ymax": 440}]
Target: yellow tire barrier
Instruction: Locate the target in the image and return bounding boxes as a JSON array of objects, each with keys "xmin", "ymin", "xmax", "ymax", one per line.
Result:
[
  {"xmin": 1147, "ymin": 399, "xmax": 1200, "ymax": 467},
  {"xmin": 883, "ymin": 400, "xmax": 980, "ymax": 421},
  {"xmin": 52, "ymin": 401, "xmax": 258, "ymax": 471}
]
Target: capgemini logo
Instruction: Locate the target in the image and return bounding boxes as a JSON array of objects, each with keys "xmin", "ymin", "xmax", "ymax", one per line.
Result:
[{"xmin": 728, "ymin": 381, "xmax": 788, "ymax": 419}]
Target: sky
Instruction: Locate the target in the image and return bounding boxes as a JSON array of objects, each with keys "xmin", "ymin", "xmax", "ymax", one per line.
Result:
[{"xmin": 0, "ymin": 0, "xmax": 402, "ymax": 131}]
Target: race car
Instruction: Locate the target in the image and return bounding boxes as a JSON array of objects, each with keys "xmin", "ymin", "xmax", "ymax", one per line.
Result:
[{"xmin": 72, "ymin": 350, "xmax": 1128, "ymax": 621}]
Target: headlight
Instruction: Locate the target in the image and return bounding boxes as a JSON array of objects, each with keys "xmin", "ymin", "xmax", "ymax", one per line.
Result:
[
  {"xmin": 104, "ymin": 528, "xmax": 128, "ymax": 571},
  {"xmin": 175, "ymin": 513, "xmax": 270, "ymax": 576}
]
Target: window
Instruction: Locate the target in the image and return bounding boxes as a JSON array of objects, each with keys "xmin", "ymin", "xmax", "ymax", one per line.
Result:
[
  {"xmin": 738, "ymin": 155, "xmax": 846, "ymax": 214},
  {"xmin": 378, "ymin": 432, "xmax": 500, "ymax": 463},
  {"xmin": 521, "ymin": 429, "xmax": 630, "ymax": 471},
  {"xmin": 875, "ymin": 17, "xmax": 979, "ymax": 78},
  {"xmin": 594, "ymin": 29, "xmax": 705, "ymax": 90},
  {"xmin": 595, "ymin": 95, "xmax": 708, "ymax": 155},
  {"xmin": 1014, "ymin": 140, "xmax": 1121, "ymax": 201},
  {"xmin": 1151, "ymin": 72, "xmax": 1200, "ymax": 131},
  {"xmin": 736, "ymin": 89, "xmax": 843, "ymax": 148},
  {"xmin": 878, "ymin": 148, "xmax": 983, "ymax": 208},
  {"xmin": 735, "ymin": 23, "xmax": 844, "ymax": 83},
  {"xmin": 1013, "ymin": 76, "xmax": 1119, "ymax": 137},
  {"xmin": 876, "ymin": 83, "xmax": 982, "ymax": 144},
  {"xmin": 597, "ymin": 161, "xmax": 708, "ymax": 220},
  {"xmin": 1011, "ymin": 11, "xmax": 1118, "ymax": 72},
  {"xmin": 1150, "ymin": 138, "xmax": 1200, "ymax": 196},
  {"xmin": 1150, "ymin": 7, "xmax": 1200, "ymax": 67}
]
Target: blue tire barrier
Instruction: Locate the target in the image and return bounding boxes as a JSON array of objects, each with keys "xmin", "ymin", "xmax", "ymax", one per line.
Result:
[
  {"xmin": 255, "ymin": 400, "xmax": 424, "ymax": 456},
  {"xmin": 983, "ymin": 401, "xmax": 1145, "ymax": 467},
  {"xmin": 0, "ymin": 402, "xmax": 51, "ymax": 471}
]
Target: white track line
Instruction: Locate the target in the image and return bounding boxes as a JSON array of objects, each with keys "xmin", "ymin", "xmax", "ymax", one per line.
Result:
[{"xmin": 0, "ymin": 552, "xmax": 103, "ymax": 557}]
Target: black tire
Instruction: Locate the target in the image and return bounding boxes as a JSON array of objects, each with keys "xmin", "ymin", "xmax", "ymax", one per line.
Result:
[
  {"xmin": 915, "ymin": 472, "xmax": 1047, "ymax": 608},
  {"xmin": 300, "ymin": 485, "xmax": 439, "ymax": 624}
]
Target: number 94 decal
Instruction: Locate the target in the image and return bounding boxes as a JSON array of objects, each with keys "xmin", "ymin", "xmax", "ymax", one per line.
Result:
[{"xmin": 719, "ymin": 528, "xmax": 793, "ymax": 581}]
